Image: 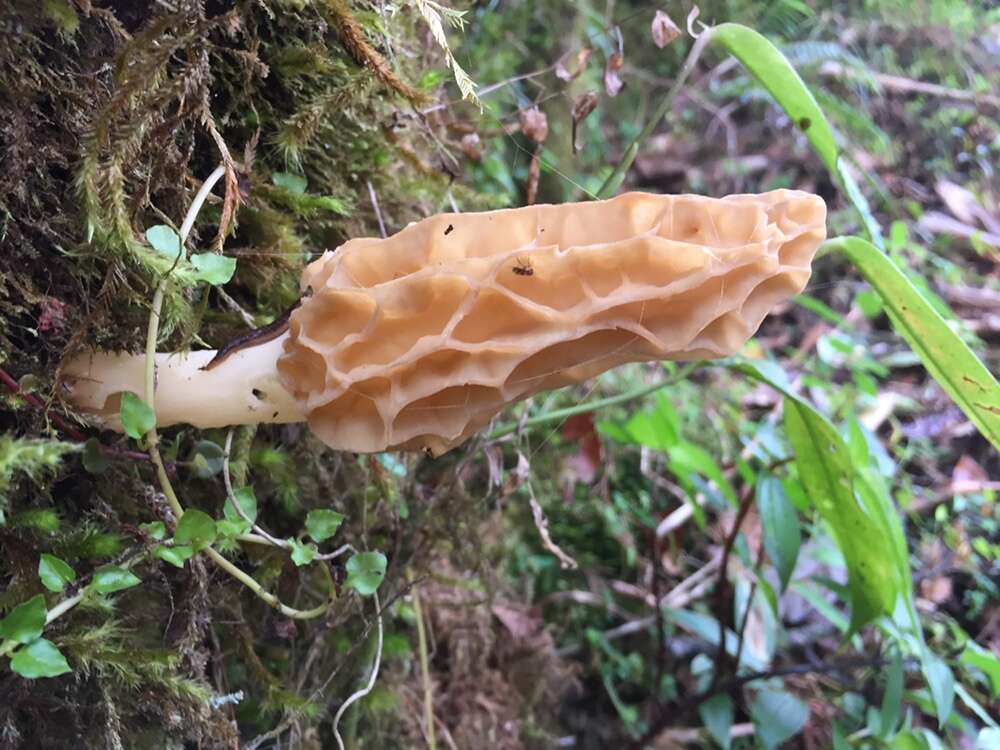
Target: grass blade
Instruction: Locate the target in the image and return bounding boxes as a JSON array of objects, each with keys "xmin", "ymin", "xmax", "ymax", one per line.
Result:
[{"xmin": 828, "ymin": 236, "xmax": 1000, "ymax": 451}]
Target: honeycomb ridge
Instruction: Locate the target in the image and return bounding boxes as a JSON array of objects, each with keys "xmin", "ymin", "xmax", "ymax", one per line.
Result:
[{"xmin": 277, "ymin": 190, "xmax": 826, "ymax": 455}]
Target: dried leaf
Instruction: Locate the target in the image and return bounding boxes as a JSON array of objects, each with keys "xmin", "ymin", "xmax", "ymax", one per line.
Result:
[
  {"xmin": 952, "ymin": 454, "xmax": 988, "ymax": 492},
  {"xmin": 519, "ymin": 106, "xmax": 549, "ymax": 143},
  {"xmin": 459, "ymin": 132, "xmax": 483, "ymax": 161},
  {"xmin": 526, "ymin": 147, "xmax": 541, "ymax": 206},
  {"xmin": 571, "ymin": 91, "xmax": 600, "ymax": 153},
  {"xmin": 604, "ymin": 52, "xmax": 625, "ymax": 97},
  {"xmin": 561, "ymin": 413, "xmax": 603, "ymax": 484},
  {"xmin": 491, "ymin": 603, "xmax": 543, "ymax": 642},
  {"xmin": 651, "ymin": 10, "xmax": 681, "ymax": 48},
  {"xmin": 555, "ymin": 47, "xmax": 593, "ymax": 81}
]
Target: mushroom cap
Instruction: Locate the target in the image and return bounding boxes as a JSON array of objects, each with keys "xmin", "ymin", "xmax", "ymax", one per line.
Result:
[{"xmin": 277, "ymin": 190, "xmax": 826, "ymax": 455}]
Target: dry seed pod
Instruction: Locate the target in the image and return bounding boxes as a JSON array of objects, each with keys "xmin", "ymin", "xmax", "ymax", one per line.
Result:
[
  {"xmin": 278, "ymin": 190, "xmax": 826, "ymax": 455},
  {"xmin": 64, "ymin": 191, "xmax": 826, "ymax": 456}
]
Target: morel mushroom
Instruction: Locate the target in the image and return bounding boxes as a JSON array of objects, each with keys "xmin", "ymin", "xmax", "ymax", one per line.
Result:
[{"xmin": 65, "ymin": 190, "xmax": 826, "ymax": 455}]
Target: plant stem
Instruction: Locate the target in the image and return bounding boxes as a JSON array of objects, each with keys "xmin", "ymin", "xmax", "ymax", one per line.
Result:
[
  {"xmin": 596, "ymin": 30, "xmax": 714, "ymax": 199},
  {"xmin": 412, "ymin": 585, "xmax": 437, "ymax": 750},
  {"xmin": 487, "ymin": 362, "xmax": 700, "ymax": 441},
  {"xmin": 332, "ymin": 591, "xmax": 384, "ymax": 750},
  {"xmin": 140, "ymin": 168, "xmax": 329, "ymax": 621}
]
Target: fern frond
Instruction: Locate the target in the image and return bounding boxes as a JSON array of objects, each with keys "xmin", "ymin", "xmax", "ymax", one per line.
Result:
[{"xmin": 409, "ymin": 0, "xmax": 480, "ymax": 108}]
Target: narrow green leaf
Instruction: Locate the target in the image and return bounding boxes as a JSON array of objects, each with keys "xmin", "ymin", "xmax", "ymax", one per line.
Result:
[
  {"xmin": 961, "ymin": 641, "xmax": 1000, "ymax": 697},
  {"xmin": 9, "ymin": 638, "xmax": 71, "ymax": 679},
  {"xmin": 756, "ymin": 477, "xmax": 801, "ymax": 591},
  {"xmin": 0, "ymin": 595, "xmax": 47, "ymax": 644},
  {"xmin": 145, "ymin": 224, "xmax": 182, "ymax": 260},
  {"xmin": 38, "ymin": 554, "xmax": 76, "ymax": 593},
  {"xmin": 750, "ymin": 687, "xmax": 810, "ymax": 750},
  {"xmin": 91, "ymin": 566, "xmax": 141, "ymax": 594},
  {"xmin": 190, "ymin": 253, "xmax": 237, "ymax": 285},
  {"xmin": 305, "ymin": 509, "xmax": 345, "ymax": 543},
  {"xmin": 345, "ymin": 551, "xmax": 387, "ymax": 596},
  {"xmin": 713, "ymin": 24, "xmax": 837, "ymax": 173},
  {"xmin": 784, "ymin": 396, "xmax": 900, "ymax": 633},
  {"xmin": 174, "ymin": 510, "xmax": 217, "ymax": 551},
  {"xmin": 119, "ymin": 392, "xmax": 155, "ymax": 440},
  {"xmin": 289, "ymin": 540, "xmax": 317, "ymax": 567},
  {"xmin": 699, "ymin": 693, "xmax": 733, "ymax": 750},
  {"xmin": 828, "ymin": 236, "xmax": 1000, "ymax": 452},
  {"xmin": 922, "ymin": 651, "xmax": 955, "ymax": 729},
  {"xmin": 881, "ymin": 650, "xmax": 903, "ymax": 737}
]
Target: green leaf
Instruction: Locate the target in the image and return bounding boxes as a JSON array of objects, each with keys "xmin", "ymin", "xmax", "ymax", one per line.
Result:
[
  {"xmin": 145, "ymin": 224, "xmax": 182, "ymax": 260},
  {"xmin": 305, "ymin": 509, "xmax": 345, "ymax": 543},
  {"xmin": 174, "ymin": 510, "xmax": 217, "ymax": 551},
  {"xmin": 783, "ymin": 396, "xmax": 901, "ymax": 633},
  {"xmin": 289, "ymin": 540, "xmax": 317, "ymax": 567},
  {"xmin": 189, "ymin": 440, "xmax": 225, "ymax": 478},
  {"xmin": 756, "ymin": 477, "xmax": 801, "ymax": 591},
  {"xmin": 961, "ymin": 641, "xmax": 1000, "ymax": 697},
  {"xmin": 81, "ymin": 438, "xmax": 109, "ymax": 474},
  {"xmin": 9, "ymin": 638, "xmax": 71, "ymax": 679},
  {"xmin": 155, "ymin": 545, "xmax": 194, "ymax": 568},
  {"xmin": 346, "ymin": 551, "xmax": 387, "ymax": 596},
  {"xmin": 190, "ymin": 253, "xmax": 237, "ymax": 285},
  {"xmin": 119, "ymin": 392, "xmax": 155, "ymax": 440},
  {"xmin": 91, "ymin": 566, "xmax": 141, "ymax": 594},
  {"xmin": 699, "ymin": 693, "xmax": 733, "ymax": 750},
  {"xmin": 224, "ymin": 487, "xmax": 258, "ymax": 531},
  {"xmin": 272, "ymin": 171, "xmax": 307, "ymax": 194},
  {"xmin": 0, "ymin": 595, "xmax": 47, "ymax": 644},
  {"xmin": 922, "ymin": 651, "xmax": 955, "ymax": 729},
  {"xmin": 713, "ymin": 24, "xmax": 837, "ymax": 174},
  {"xmin": 750, "ymin": 687, "xmax": 809, "ymax": 750},
  {"xmin": 828, "ymin": 236, "xmax": 1000, "ymax": 452},
  {"xmin": 881, "ymin": 650, "xmax": 903, "ymax": 738},
  {"xmin": 38, "ymin": 554, "xmax": 76, "ymax": 593},
  {"xmin": 140, "ymin": 521, "xmax": 167, "ymax": 541}
]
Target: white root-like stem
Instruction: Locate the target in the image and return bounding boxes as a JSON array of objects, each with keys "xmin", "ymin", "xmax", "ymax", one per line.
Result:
[{"xmin": 63, "ymin": 334, "xmax": 303, "ymax": 431}]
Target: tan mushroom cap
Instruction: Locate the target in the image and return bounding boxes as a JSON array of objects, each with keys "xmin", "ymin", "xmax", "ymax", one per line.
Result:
[{"xmin": 277, "ymin": 190, "xmax": 827, "ymax": 456}]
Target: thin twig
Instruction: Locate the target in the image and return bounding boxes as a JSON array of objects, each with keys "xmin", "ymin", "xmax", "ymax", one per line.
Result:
[
  {"xmin": 412, "ymin": 585, "xmax": 437, "ymax": 750},
  {"xmin": 332, "ymin": 592, "xmax": 384, "ymax": 750}
]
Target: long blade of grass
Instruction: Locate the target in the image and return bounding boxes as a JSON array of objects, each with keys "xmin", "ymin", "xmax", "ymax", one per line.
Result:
[{"xmin": 826, "ymin": 236, "xmax": 1000, "ymax": 451}]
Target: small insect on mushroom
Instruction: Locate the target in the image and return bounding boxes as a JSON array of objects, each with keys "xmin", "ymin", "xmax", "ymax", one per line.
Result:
[{"xmin": 512, "ymin": 256, "xmax": 533, "ymax": 276}]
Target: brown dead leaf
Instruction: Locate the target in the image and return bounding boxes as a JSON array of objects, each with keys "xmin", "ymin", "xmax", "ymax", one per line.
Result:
[
  {"xmin": 555, "ymin": 47, "xmax": 593, "ymax": 81},
  {"xmin": 491, "ymin": 603, "xmax": 544, "ymax": 643},
  {"xmin": 952, "ymin": 454, "xmax": 989, "ymax": 494},
  {"xmin": 519, "ymin": 106, "xmax": 548, "ymax": 143},
  {"xmin": 919, "ymin": 575, "xmax": 953, "ymax": 607},
  {"xmin": 561, "ymin": 413, "xmax": 603, "ymax": 484},
  {"xmin": 651, "ymin": 10, "xmax": 681, "ymax": 48},
  {"xmin": 460, "ymin": 132, "xmax": 483, "ymax": 161},
  {"xmin": 526, "ymin": 147, "xmax": 541, "ymax": 206},
  {"xmin": 571, "ymin": 91, "xmax": 599, "ymax": 154},
  {"xmin": 604, "ymin": 51, "xmax": 625, "ymax": 97}
]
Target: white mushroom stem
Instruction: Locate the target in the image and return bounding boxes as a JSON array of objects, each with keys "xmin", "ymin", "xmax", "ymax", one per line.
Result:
[{"xmin": 63, "ymin": 334, "xmax": 304, "ymax": 431}]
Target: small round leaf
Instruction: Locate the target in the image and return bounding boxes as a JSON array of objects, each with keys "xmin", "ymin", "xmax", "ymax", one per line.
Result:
[
  {"xmin": 289, "ymin": 540, "xmax": 317, "ymax": 567},
  {"xmin": 174, "ymin": 510, "xmax": 217, "ymax": 551},
  {"xmin": 10, "ymin": 638, "xmax": 72, "ymax": 679},
  {"xmin": 38, "ymin": 554, "xmax": 76, "ymax": 593},
  {"xmin": 189, "ymin": 440, "xmax": 225, "ymax": 478},
  {"xmin": 155, "ymin": 545, "xmax": 195, "ymax": 569},
  {"xmin": 305, "ymin": 509, "xmax": 344, "ymax": 543},
  {"xmin": 345, "ymin": 551, "xmax": 387, "ymax": 596},
  {"xmin": 91, "ymin": 566, "xmax": 141, "ymax": 594},
  {"xmin": 0, "ymin": 595, "xmax": 47, "ymax": 644},
  {"xmin": 119, "ymin": 392, "xmax": 155, "ymax": 440},
  {"xmin": 145, "ymin": 224, "xmax": 182, "ymax": 260},
  {"xmin": 190, "ymin": 253, "xmax": 237, "ymax": 285}
]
